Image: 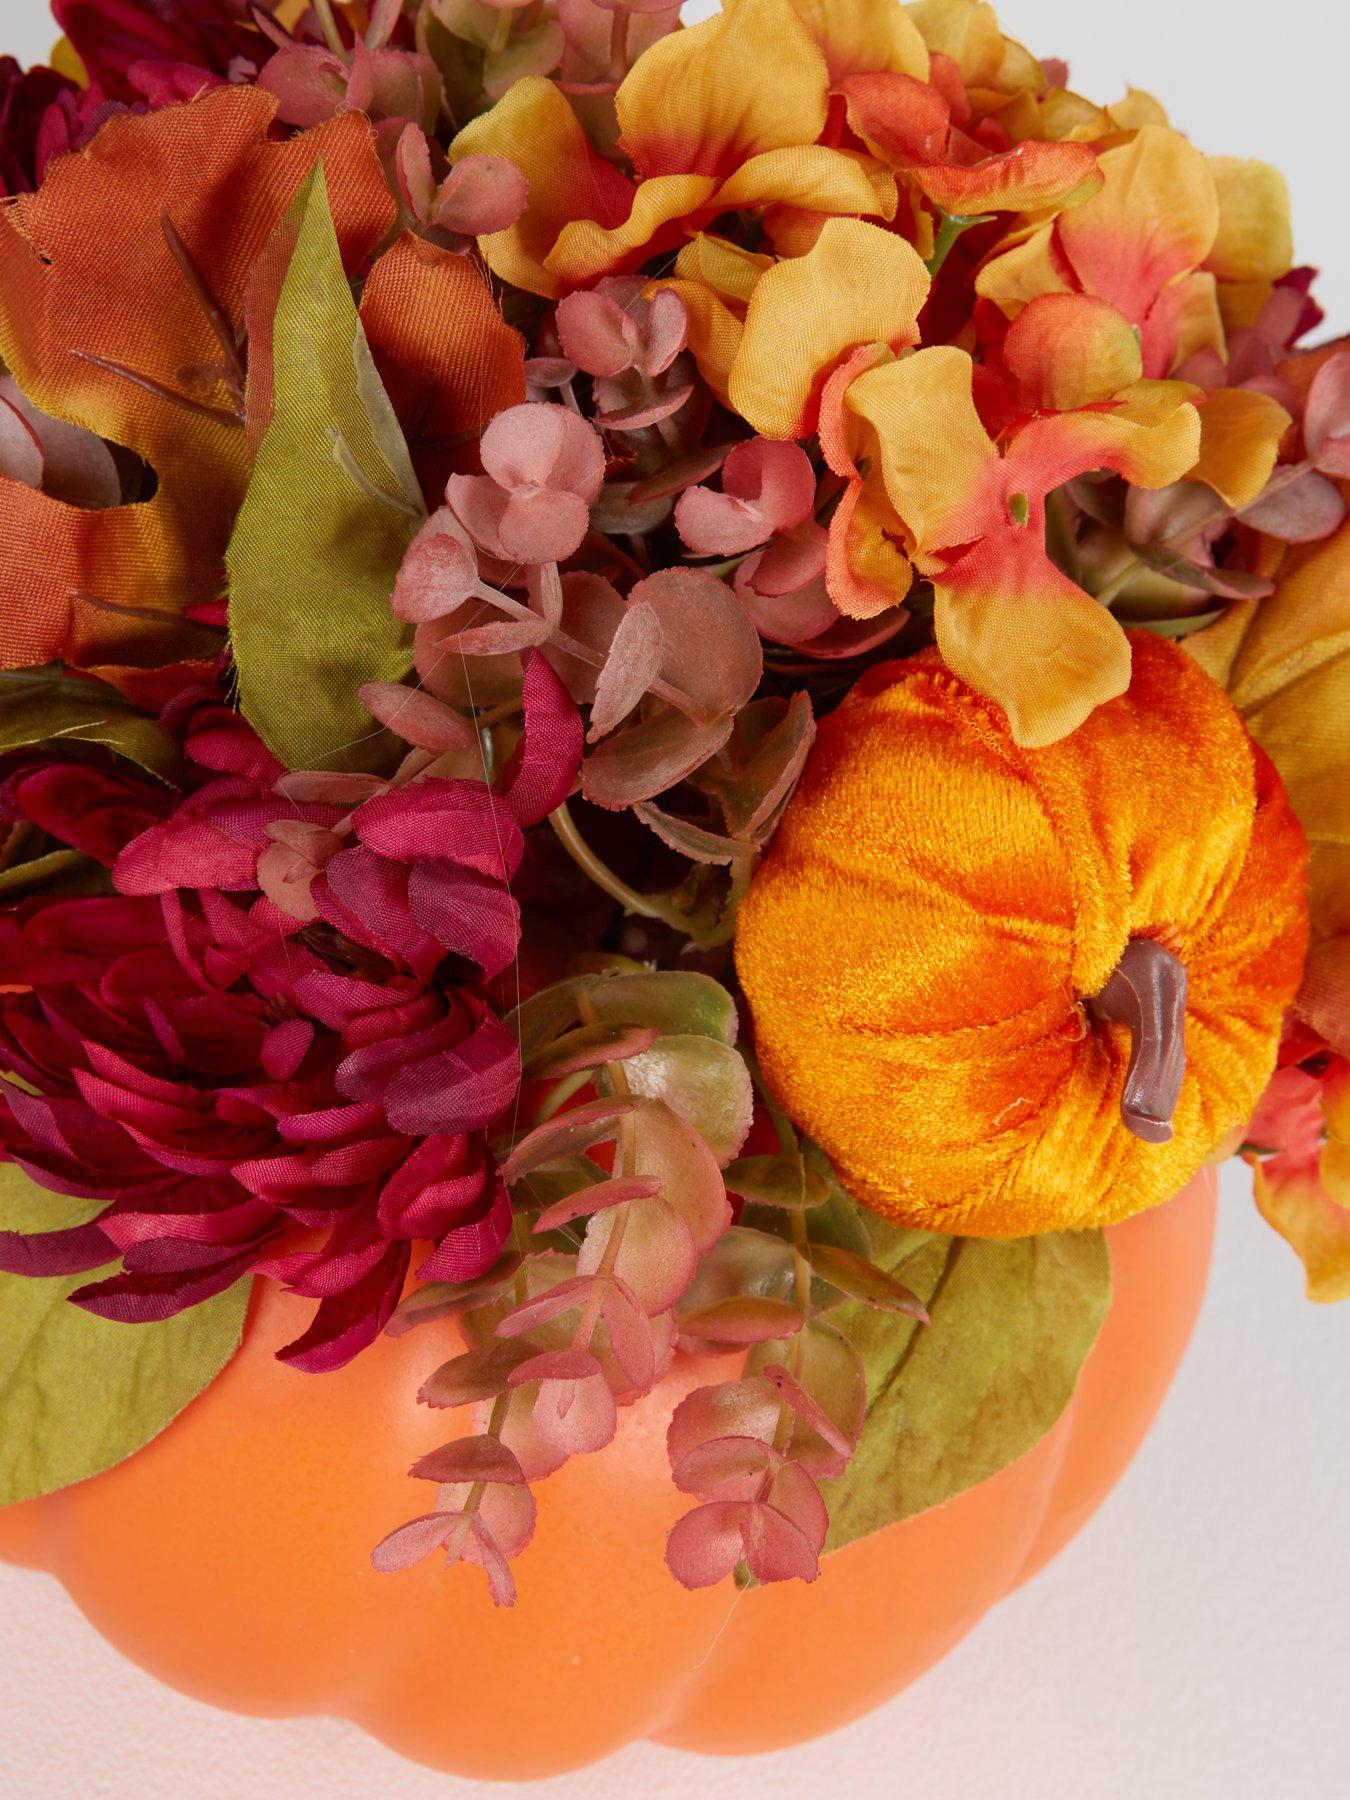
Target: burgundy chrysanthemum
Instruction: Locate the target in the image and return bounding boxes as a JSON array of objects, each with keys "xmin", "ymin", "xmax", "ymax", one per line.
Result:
[
  {"xmin": 0, "ymin": 657, "xmax": 582, "ymax": 1371},
  {"xmin": 0, "ymin": 56, "xmax": 75, "ymax": 195},
  {"xmin": 52, "ymin": 0, "xmax": 258, "ymax": 100}
]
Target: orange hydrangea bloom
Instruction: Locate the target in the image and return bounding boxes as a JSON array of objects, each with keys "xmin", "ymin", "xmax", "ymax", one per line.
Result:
[
  {"xmin": 822, "ymin": 343, "xmax": 1201, "ymax": 743},
  {"xmin": 452, "ymin": 0, "xmax": 908, "ymax": 299},
  {"xmin": 1246, "ymin": 1042, "xmax": 1350, "ymax": 1304}
]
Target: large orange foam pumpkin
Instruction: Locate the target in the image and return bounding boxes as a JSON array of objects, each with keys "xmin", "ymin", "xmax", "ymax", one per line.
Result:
[{"xmin": 0, "ymin": 1169, "xmax": 1214, "ymax": 1780}]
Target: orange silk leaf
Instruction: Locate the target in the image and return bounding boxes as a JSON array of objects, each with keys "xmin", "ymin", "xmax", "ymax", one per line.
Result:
[
  {"xmin": 0, "ymin": 87, "xmax": 394, "ymax": 690},
  {"xmin": 359, "ymin": 233, "xmax": 526, "ymax": 500}
]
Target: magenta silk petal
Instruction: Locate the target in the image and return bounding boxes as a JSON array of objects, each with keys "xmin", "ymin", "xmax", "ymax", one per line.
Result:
[
  {"xmin": 51, "ymin": 0, "xmax": 256, "ymax": 97},
  {"xmin": 314, "ymin": 846, "xmax": 446, "ymax": 981},
  {"xmin": 160, "ymin": 685, "xmax": 286, "ymax": 781},
  {"xmin": 406, "ymin": 864, "xmax": 521, "ymax": 978},
  {"xmin": 70, "ymin": 1241, "xmax": 263, "ymax": 1323},
  {"xmin": 7, "ymin": 763, "xmax": 171, "ymax": 866},
  {"xmin": 124, "ymin": 59, "xmax": 225, "ymax": 107},
  {"xmin": 378, "ymin": 1009, "xmax": 521, "ymax": 1137},
  {"xmin": 254, "ymin": 1214, "xmax": 392, "ymax": 1298},
  {"xmin": 350, "ymin": 780, "xmax": 524, "ymax": 877},
  {"xmin": 415, "ymin": 1178, "xmax": 512, "ymax": 1281},
  {"xmin": 0, "ymin": 1217, "xmax": 115, "ymax": 1276},
  {"xmin": 377, "ymin": 1132, "xmax": 491, "ymax": 1238},
  {"xmin": 497, "ymin": 650, "xmax": 584, "ymax": 826},
  {"xmin": 0, "ymin": 673, "xmax": 527, "ymax": 1373},
  {"xmin": 274, "ymin": 1241, "xmax": 411, "ymax": 1373},
  {"xmin": 97, "ymin": 1193, "xmax": 275, "ymax": 1251},
  {"xmin": 114, "ymin": 787, "xmax": 341, "ymax": 895}
]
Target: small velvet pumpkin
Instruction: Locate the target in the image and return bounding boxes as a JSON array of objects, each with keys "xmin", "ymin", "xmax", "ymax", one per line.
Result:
[{"xmin": 736, "ymin": 635, "xmax": 1309, "ymax": 1236}]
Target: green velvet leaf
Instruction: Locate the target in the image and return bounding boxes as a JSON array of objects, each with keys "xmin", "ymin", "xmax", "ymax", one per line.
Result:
[
  {"xmin": 0, "ymin": 670, "xmax": 177, "ymax": 779},
  {"xmin": 822, "ymin": 1217, "xmax": 1112, "ymax": 1552},
  {"xmin": 226, "ymin": 166, "xmax": 417, "ymax": 774},
  {"xmin": 0, "ymin": 1164, "xmax": 251, "ymax": 1506}
]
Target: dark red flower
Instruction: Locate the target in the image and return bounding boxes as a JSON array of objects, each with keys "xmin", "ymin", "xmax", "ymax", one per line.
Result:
[
  {"xmin": 0, "ymin": 56, "xmax": 76, "ymax": 195},
  {"xmin": 51, "ymin": 0, "xmax": 260, "ymax": 102},
  {"xmin": 0, "ymin": 667, "xmax": 583, "ymax": 1370}
]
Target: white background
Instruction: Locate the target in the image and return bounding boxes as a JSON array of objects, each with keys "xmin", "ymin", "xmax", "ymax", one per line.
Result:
[{"xmin": 2, "ymin": 1, "xmax": 1349, "ymax": 1795}]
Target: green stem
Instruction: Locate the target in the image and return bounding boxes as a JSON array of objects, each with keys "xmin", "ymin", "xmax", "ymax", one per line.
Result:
[
  {"xmin": 549, "ymin": 801, "xmax": 695, "ymax": 936},
  {"xmin": 1093, "ymin": 555, "xmax": 1145, "ymax": 609},
  {"xmin": 311, "ymin": 0, "xmax": 347, "ymax": 56},
  {"xmin": 530, "ymin": 1066, "xmax": 594, "ymax": 1126},
  {"xmin": 925, "ymin": 212, "xmax": 992, "ymax": 279}
]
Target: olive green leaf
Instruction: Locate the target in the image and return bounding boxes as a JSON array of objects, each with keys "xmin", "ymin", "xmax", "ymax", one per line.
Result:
[
  {"xmin": 227, "ymin": 165, "xmax": 418, "ymax": 774},
  {"xmin": 821, "ymin": 1217, "xmax": 1112, "ymax": 1552},
  {"xmin": 0, "ymin": 1164, "xmax": 251, "ymax": 1506},
  {"xmin": 0, "ymin": 668, "xmax": 177, "ymax": 780}
]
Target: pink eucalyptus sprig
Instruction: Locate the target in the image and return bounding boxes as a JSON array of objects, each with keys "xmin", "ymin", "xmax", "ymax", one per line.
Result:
[
  {"xmin": 372, "ymin": 964, "xmax": 751, "ymax": 1601},
  {"xmin": 665, "ymin": 1073, "xmax": 929, "ymax": 1589}
]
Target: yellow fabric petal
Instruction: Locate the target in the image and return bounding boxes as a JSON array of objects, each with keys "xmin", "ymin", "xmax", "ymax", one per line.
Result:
[
  {"xmin": 546, "ymin": 173, "xmax": 718, "ymax": 288},
  {"xmin": 1187, "ymin": 408, "xmax": 1350, "ymax": 1054},
  {"xmin": 845, "ymin": 346, "xmax": 995, "ymax": 558},
  {"xmin": 674, "ymin": 233, "xmax": 772, "ymax": 305},
  {"xmin": 785, "ymin": 0, "xmax": 929, "ymax": 82},
  {"xmin": 1218, "ymin": 279, "xmax": 1278, "ymax": 335},
  {"xmin": 934, "ymin": 539, "xmax": 1133, "ymax": 746},
  {"xmin": 49, "ymin": 35, "xmax": 87, "ymax": 84},
  {"xmin": 653, "ymin": 279, "xmax": 744, "ymax": 405},
  {"xmin": 616, "ymin": 0, "xmax": 830, "ymax": 180},
  {"xmin": 1019, "ymin": 381, "xmax": 1202, "ymax": 491},
  {"xmin": 1186, "ymin": 388, "xmax": 1293, "ymax": 510},
  {"xmin": 1107, "ymin": 88, "xmax": 1171, "ymax": 131},
  {"xmin": 1205, "ymin": 157, "xmax": 1294, "ymax": 285},
  {"xmin": 909, "ymin": 141, "xmax": 1101, "ymax": 216},
  {"xmin": 1252, "ymin": 1149, "xmax": 1350, "ymax": 1304},
  {"xmin": 728, "ymin": 219, "xmax": 930, "ymax": 438},
  {"xmin": 1145, "ymin": 269, "xmax": 1225, "ymax": 374},
  {"xmin": 827, "ymin": 474, "xmax": 914, "ymax": 618},
  {"xmin": 906, "ymin": 0, "xmax": 1005, "ymax": 86},
  {"xmin": 1002, "ymin": 293, "xmax": 1142, "ymax": 411},
  {"xmin": 1041, "ymin": 87, "xmax": 1112, "ymax": 140},
  {"xmin": 452, "ymin": 78, "xmax": 633, "ymax": 299},
  {"xmin": 714, "ymin": 144, "xmax": 897, "ymax": 221},
  {"xmin": 975, "ymin": 223, "xmax": 1069, "ymax": 319},
  {"xmin": 1054, "ymin": 126, "xmax": 1219, "ymax": 322},
  {"xmin": 985, "ymin": 32, "xmax": 1045, "ymax": 99}
]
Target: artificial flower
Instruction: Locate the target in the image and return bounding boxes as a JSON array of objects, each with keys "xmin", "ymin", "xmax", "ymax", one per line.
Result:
[
  {"xmin": 1245, "ymin": 1031, "xmax": 1350, "ymax": 1303},
  {"xmin": 50, "ymin": 0, "xmax": 261, "ymax": 99},
  {"xmin": 452, "ymin": 0, "xmax": 904, "ymax": 297},
  {"xmin": 825, "ymin": 344, "xmax": 1201, "ymax": 741},
  {"xmin": 0, "ymin": 658, "xmax": 583, "ymax": 1368}
]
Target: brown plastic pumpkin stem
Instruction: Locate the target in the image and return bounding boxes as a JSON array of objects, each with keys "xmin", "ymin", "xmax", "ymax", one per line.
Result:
[{"xmin": 1089, "ymin": 938, "xmax": 1188, "ymax": 1145}]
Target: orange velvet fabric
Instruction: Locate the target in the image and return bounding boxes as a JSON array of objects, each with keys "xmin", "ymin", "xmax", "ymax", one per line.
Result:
[{"xmin": 736, "ymin": 635, "xmax": 1309, "ymax": 1235}]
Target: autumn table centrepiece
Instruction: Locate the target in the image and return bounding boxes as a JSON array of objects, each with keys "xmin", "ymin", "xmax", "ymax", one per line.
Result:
[{"xmin": 0, "ymin": 0, "xmax": 1344, "ymax": 1781}]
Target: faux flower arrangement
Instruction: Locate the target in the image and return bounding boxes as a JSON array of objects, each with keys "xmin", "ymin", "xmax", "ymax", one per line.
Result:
[{"xmin": 0, "ymin": 0, "xmax": 1345, "ymax": 1637}]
